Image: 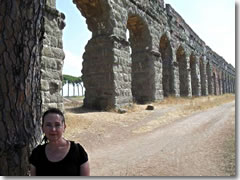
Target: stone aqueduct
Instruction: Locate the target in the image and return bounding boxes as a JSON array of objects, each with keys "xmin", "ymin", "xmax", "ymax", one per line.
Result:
[
  {"xmin": 0, "ymin": 0, "xmax": 236, "ymax": 175},
  {"xmin": 42, "ymin": 0, "xmax": 235, "ymax": 111}
]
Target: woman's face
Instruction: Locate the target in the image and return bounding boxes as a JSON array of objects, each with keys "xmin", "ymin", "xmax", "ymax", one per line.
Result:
[{"xmin": 42, "ymin": 113, "xmax": 66, "ymax": 142}]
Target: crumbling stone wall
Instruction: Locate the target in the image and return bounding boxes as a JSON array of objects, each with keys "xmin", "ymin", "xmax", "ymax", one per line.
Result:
[
  {"xmin": 41, "ymin": 0, "xmax": 65, "ymax": 113},
  {"xmin": 44, "ymin": 0, "xmax": 235, "ymax": 110}
]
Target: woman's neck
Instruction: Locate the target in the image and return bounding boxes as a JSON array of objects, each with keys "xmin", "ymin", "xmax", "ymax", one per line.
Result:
[{"xmin": 48, "ymin": 138, "xmax": 68, "ymax": 149}]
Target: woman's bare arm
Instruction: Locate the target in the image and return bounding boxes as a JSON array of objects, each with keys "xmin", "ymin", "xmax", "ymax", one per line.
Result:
[
  {"xmin": 30, "ymin": 164, "xmax": 36, "ymax": 176},
  {"xmin": 80, "ymin": 161, "xmax": 90, "ymax": 176}
]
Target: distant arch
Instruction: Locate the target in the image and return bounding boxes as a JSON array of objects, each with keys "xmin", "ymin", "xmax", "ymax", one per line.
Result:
[
  {"xmin": 206, "ymin": 62, "xmax": 213, "ymax": 95},
  {"xmin": 190, "ymin": 53, "xmax": 199, "ymax": 96},
  {"xmin": 176, "ymin": 46, "xmax": 188, "ymax": 96},
  {"xmin": 218, "ymin": 71, "xmax": 222, "ymax": 95},
  {"xmin": 127, "ymin": 15, "xmax": 152, "ymax": 103},
  {"xmin": 199, "ymin": 57, "xmax": 206, "ymax": 95},
  {"xmin": 213, "ymin": 71, "xmax": 217, "ymax": 95},
  {"xmin": 160, "ymin": 34, "xmax": 173, "ymax": 97},
  {"xmin": 222, "ymin": 71, "xmax": 226, "ymax": 94}
]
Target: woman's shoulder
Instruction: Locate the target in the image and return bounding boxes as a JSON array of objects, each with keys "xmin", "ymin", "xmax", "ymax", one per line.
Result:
[
  {"xmin": 69, "ymin": 141, "xmax": 86, "ymax": 151},
  {"xmin": 69, "ymin": 141, "xmax": 88, "ymax": 164},
  {"xmin": 32, "ymin": 143, "xmax": 46, "ymax": 154},
  {"xmin": 29, "ymin": 143, "xmax": 46, "ymax": 165},
  {"xmin": 70, "ymin": 140, "xmax": 81, "ymax": 146},
  {"xmin": 69, "ymin": 141, "xmax": 88, "ymax": 156}
]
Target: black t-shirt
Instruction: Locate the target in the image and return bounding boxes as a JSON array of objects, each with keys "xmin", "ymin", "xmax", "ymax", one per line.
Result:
[{"xmin": 29, "ymin": 141, "xmax": 88, "ymax": 176}]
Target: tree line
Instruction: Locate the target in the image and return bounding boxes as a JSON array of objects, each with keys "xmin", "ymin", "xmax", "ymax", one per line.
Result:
[{"xmin": 62, "ymin": 74, "xmax": 84, "ymax": 97}]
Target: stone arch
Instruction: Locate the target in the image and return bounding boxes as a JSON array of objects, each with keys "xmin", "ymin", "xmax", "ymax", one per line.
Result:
[
  {"xmin": 217, "ymin": 71, "xmax": 222, "ymax": 95},
  {"xmin": 222, "ymin": 71, "xmax": 226, "ymax": 94},
  {"xmin": 214, "ymin": 69, "xmax": 219, "ymax": 95},
  {"xmin": 199, "ymin": 57, "xmax": 207, "ymax": 95},
  {"xmin": 212, "ymin": 66, "xmax": 220, "ymax": 95},
  {"xmin": 232, "ymin": 77, "xmax": 235, "ymax": 93},
  {"xmin": 218, "ymin": 71, "xmax": 223, "ymax": 95},
  {"xmin": 190, "ymin": 53, "xmax": 200, "ymax": 96},
  {"xmin": 159, "ymin": 33, "xmax": 173, "ymax": 97},
  {"xmin": 233, "ymin": 77, "xmax": 236, "ymax": 92},
  {"xmin": 127, "ymin": 15, "xmax": 151, "ymax": 51},
  {"xmin": 229, "ymin": 75, "xmax": 232, "ymax": 93},
  {"xmin": 74, "ymin": 0, "xmax": 112, "ymax": 36},
  {"xmin": 127, "ymin": 14, "xmax": 153, "ymax": 103},
  {"xmin": 74, "ymin": 0, "xmax": 134, "ymax": 110},
  {"xmin": 176, "ymin": 45, "xmax": 189, "ymax": 96},
  {"xmin": 226, "ymin": 73, "xmax": 229, "ymax": 94},
  {"xmin": 229, "ymin": 77, "xmax": 232, "ymax": 93},
  {"xmin": 206, "ymin": 61, "xmax": 213, "ymax": 95},
  {"xmin": 213, "ymin": 71, "xmax": 217, "ymax": 95}
]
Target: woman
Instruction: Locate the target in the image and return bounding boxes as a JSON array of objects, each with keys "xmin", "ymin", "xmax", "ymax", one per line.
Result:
[{"xmin": 29, "ymin": 108, "xmax": 90, "ymax": 176}]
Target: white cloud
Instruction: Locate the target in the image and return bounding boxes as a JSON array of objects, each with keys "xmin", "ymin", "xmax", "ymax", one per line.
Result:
[
  {"xmin": 61, "ymin": 50, "xmax": 85, "ymax": 96},
  {"xmin": 62, "ymin": 49, "xmax": 83, "ymax": 77}
]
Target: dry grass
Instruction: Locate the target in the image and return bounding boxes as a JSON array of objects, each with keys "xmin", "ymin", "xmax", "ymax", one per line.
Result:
[
  {"xmin": 153, "ymin": 94, "xmax": 235, "ymax": 113},
  {"xmin": 182, "ymin": 94, "xmax": 234, "ymax": 112},
  {"xmin": 64, "ymin": 113, "xmax": 92, "ymax": 138},
  {"xmin": 156, "ymin": 94, "xmax": 234, "ymax": 106},
  {"xmin": 133, "ymin": 94, "xmax": 235, "ymax": 134},
  {"xmin": 63, "ymin": 94, "xmax": 235, "ymax": 176},
  {"xmin": 64, "ymin": 94, "xmax": 235, "ymax": 137}
]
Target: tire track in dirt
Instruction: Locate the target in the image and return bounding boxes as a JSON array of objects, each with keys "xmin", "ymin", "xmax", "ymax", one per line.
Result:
[{"xmin": 87, "ymin": 101, "xmax": 235, "ymax": 176}]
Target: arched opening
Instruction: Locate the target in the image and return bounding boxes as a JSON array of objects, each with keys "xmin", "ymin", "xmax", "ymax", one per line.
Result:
[
  {"xmin": 213, "ymin": 72, "xmax": 217, "ymax": 95},
  {"xmin": 228, "ymin": 75, "xmax": 231, "ymax": 93},
  {"xmin": 127, "ymin": 15, "xmax": 152, "ymax": 104},
  {"xmin": 190, "ymin": 54, "xmax": 198, "ymax": 96},
  {"xmin": 232, "ymin": 78, "xmax": 234, "ymax": 93},
  {"xmin": 206, "ymin": 62, "xmax": 212, "ymax": 95},
  {"xmin": 226, "ymin": 75, "xmax": 229, "ymax": 93},
  {"xmin": 56, "ymin": 1, "xmax": 91, "ymax": 98},
  {"xmin": 222, "ymin": 71, "xmax": 226, "ymax": 94},
  {"xmin": 176, "ymin": 46, "xmax": 188, "ymax": 96},
  {"xmin": 232, "ymin": 77, "xmax": 235, "ymax": 93},
  {"xmin": 199, "ymin": 58, "xmax": 206, "ymax": 95},
  {"xmin": 218, "ymin": 72, "xmax": 222, "ymax": 95},
  {"xmin": 71, "ymin": 0, "xmax": 121, "ymax": 110},
  {"xmin": 159, "ymin": 34, "xmax": 173, "ymax": 97}
]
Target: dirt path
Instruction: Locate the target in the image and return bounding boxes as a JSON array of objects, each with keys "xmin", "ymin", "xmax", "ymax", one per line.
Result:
[{"xmin": 66, "ymin": 99, "xmax": 235, "ymax": 176}]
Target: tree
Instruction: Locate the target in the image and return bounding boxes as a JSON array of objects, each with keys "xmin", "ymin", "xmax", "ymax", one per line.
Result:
[
  {"xmin": 0, "ymin": 0, "xmax": 44, "ymax": 175},
  {"xmin": 77, "ymin": 83, "xmax": 80, "ymax": 96},
  {"xmin": 79, "ymin": 76, "xmax": 84, "ymax": 96},
  {"xmin": 63, "ymin": 74, "xmax": 83, "ymax": 96},
  {"xmin": 75, "ymin": 76, "xmax": 84, "ymax": 96},
  {"xmin": 73, "ymin": 82, "xmax": 76, "ymax": 96},
  {"xmin": 62, "ymin": 77, "xmax": 68, "ymax": 96}
]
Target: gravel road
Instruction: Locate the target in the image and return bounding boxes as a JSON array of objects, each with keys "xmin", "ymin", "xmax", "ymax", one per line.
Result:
[{"xmin": 85, "ymin": 101, "xmax": 235, "ymax": 176}]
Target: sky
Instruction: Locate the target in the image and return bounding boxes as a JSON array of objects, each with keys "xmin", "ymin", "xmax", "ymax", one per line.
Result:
[{"xmin": 56, "ymin": 0, "xmax": 235, "ymax": 96}]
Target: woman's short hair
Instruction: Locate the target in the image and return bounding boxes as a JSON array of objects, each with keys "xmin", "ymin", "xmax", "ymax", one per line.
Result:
[
  {"xmin": 42, "ymin": 108, "xmax": 65, "ymax": 124},
  {"xmin": 41, "ymin": 108, "xmax": 65, "ymax": 144}
]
